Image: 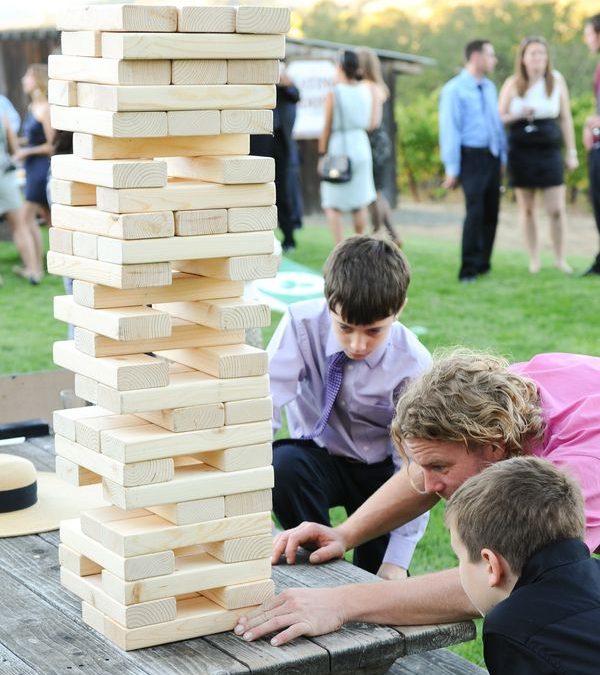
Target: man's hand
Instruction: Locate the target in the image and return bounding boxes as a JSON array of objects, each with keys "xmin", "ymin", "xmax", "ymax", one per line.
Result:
[
  {"xmin": 377, "ymin": 562, "xmax": 408, "ymax": 580},
  {"xmin": 442, "ymin": 175, "xmax": 459, "ymax": 190},
  {"xmin": 272, "ymin": 522, "xmax": 347, "ymax": 566},
  {"xmin": 234, "ymin": 587, "xmax": 347, "ymax": 646}
]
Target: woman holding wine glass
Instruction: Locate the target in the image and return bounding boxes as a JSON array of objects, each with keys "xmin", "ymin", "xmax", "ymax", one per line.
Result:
[{"xmin": 498, "ymin": 36, "xmax": 578, "ymax": 273}]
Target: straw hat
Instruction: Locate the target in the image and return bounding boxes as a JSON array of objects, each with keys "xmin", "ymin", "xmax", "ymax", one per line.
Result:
[{"xmin": 0, "ymin": 454, "xmax": 107, "ymax": 537}]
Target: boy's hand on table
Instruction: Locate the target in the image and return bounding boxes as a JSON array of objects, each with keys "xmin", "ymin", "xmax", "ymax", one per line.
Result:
[
  {"xmin": 272, "ymin": 522, "xmax": 347, "ymax": 565},
  {"xmin": 377, "ymin": 563, "xmax": 408, "ymax": 580}
]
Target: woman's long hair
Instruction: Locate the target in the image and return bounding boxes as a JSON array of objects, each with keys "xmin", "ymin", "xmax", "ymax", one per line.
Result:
[{"xmin": 514, "ymin": 36, "xmax": 554, "ymax": 97}]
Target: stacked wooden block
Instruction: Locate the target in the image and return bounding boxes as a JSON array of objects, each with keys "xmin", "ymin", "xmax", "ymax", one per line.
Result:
[{"xmin": 48, "ymin": 4, "xmax": 288, "ymax": 650}]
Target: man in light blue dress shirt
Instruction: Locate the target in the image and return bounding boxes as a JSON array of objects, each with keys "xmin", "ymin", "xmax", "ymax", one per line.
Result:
[{"xmin": 439, "ymin": 40, "xmax": 507, "ymax": 282}]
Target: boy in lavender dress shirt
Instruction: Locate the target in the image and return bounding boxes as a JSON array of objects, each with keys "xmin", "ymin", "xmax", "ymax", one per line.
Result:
[{"xmin": 268, "ymin": 236, "xmax": 431, "ymax": 575}]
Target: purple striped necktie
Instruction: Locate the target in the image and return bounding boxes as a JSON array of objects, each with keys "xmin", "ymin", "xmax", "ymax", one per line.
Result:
[{"xmin": 303, "ymin": 351, "xmax": 349, "ymax": 440}]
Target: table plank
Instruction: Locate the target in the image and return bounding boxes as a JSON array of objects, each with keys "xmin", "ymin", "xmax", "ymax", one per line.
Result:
[
  {"xmin": 386, "ymin": 648, "xmax": 487, "ymax": 674},
  {"xmin": 393, "ymin": 623, "xmax": 477, "ymax": 657},
  {"xmin": 0, "ymin": 641, "xmax": 38, "ymax": 675}
]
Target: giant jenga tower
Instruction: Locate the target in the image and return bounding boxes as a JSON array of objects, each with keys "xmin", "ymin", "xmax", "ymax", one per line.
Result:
[{"xmin": 48, "ymin": 3, "xmax": 288, "ymax": 650}]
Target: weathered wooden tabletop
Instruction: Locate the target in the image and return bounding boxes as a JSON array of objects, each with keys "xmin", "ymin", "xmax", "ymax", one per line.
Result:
[{"xmin": 0, "ymin": 436, "xmax": 480, "ymax": 675}]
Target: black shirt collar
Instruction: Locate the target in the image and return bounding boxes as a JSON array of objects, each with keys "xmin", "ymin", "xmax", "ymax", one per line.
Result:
[{"xmin": 514, "ymin": 538, "xmax": 590, "ymax": 591}]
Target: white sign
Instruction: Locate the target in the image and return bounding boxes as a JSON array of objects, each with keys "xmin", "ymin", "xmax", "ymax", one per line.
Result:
[{"xmin": 286, "ymin": 59, "xmax": 336, "ymax": 140}]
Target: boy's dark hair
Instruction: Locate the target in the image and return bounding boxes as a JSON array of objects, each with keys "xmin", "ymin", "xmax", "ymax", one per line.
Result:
[
  {"xmin": 445, "ymin": 457, "xmax": 586, "ymax": 575},
  {"xmin": 586, "ymin": 13, "xmax": 600, "ymax": 33},
  {"xmin": 465, "ymin": 39, "xmax": 491, "ymax": 61},
  {"xmin": 323, "ymin": 235, "xmax": 410, "ymax": 325}
]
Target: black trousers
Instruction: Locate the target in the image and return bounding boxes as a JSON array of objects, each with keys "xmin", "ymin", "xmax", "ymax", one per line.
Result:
[
  {"xmin": 588, "ymin": 147, "xmax": 600, "ymax": 271},
  {"xmin": 459, "ymin": 148, "xmax": 501, "ymax": 279},
  {"xmin": 272, "ymin": 438, "xmax": 394, "ymax": 574}
]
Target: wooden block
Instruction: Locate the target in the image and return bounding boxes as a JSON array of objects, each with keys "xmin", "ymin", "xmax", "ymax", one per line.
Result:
[
  {"xmin": 101, "ymin": 418, "xmax": 272, "ymax": 462},
  {"xmin": 203, "ymin": 534, "xmax": 272, "ymax": 563},
  {"xmin": 53, "ymin": 340, "xmax": 169, "ymax": 391},
  {"xmin": 171, "ymin": 60, "xmax": 227, "ymax": 85},
  {"xmin": 154, "ymin": 297, "xmax": 270, "ymax": 331},
  {"xmin": 56, "ymin": 455, "xmax": 101, "ymax": 486},
  {"xmin": 196, "ymin": 443, "xmax": 272, "ymax": 472},
  {"xmin": 102, "ymin": 33, "xmax": 286, "ymax": 61},
  {"xmin": 136, "ymin": 402, "xmax": 224, "ymax": 433},
  {"xmin": 49, "ymin": 227, "xmax": 73, "ymax": 255},
  {"xmin": 74, "ymin": 321, "xmax": 242, "ymax": 358},
  {"xmin": 95, "ymin": 371, "xmax": 269, "ymax": 415},
  {"xmin": 228, "ymin": 205, "xmax": 277, "ymax": 233},
  {"xmin": 47, "ymin": 251, "xmax": 171, "ymax": 289},
  {"xmin": 51, "ymin": 155, "xmax": 167, "ymax": 189},
  {"xmin": 85, "ymin": 509, "xmax": 272, "ymax": 557},
  {"xmin": 73, "ymin": 132, "xmax": 250, "ymax": 160},
  {"xmin": 61, "ymin": 31, "xmax": 102, "ymax": 57},
  {"xmin": 225, "ymin": 489, "xmax": 272, "ymax": 517},
  {"xmin": 49, "ymin": 55, "xmax": 171, "ymax": 86},
  {"xmin": 50, "ymin": 178, "xmax": 96, "ymax": 206},
  {"xmin": 227, "ymin": 59, "xmax": 279, "ymax": 84},
  {"xmin": 174, "ymin": 209, "xmax": 227, "ymax": 236},
  {"xmin": 224, "ymin": 397, "xmax": 272, "ymax": 426},
  {"xmin": 97, "ymin": 180, "xmax": 275, "ymax": 214},
  {"xmin": 203, "ymin": 578, "xmax": 274, "ymax": 610},
  {"xmin": 72, "ymin": 232, "xmax": 98, "ymax": 260},
  {"xmin": 221, "ymin": 109, "xmax": 272, "ymax": 134},
  {"xmin": 165, "ymin": 110, "xmax": 220, "ymax": 137},
  {"xmin": 56, "ymin": 435, "xmax": 174, "ymax": 487},
  {"xmin": 74, "ymin": 373, "xmax": 99, "ymax": 405},
  {"xmin": 157, "ymin": 344, "xmax": 268, "ymax": 379},
  {"xmin": 177, "ymin": 6, "xmax": 235, "ymax": 32},
  {"xmin": 167, "ymin": 155, "xmax": 274, "ymax": 184},
  {"xmin": 174, "ymin": 253, "xmax": 279, "ymax": 281},
  {"xmin": 52, "ymin": 204, "xmax": 174, "ymax": 240},
  {"xmin": 48, "ymin": 79, "xmax": 78, "ymax": 107},
  {"xmin": 50, "ymin": 106, "xmax": 167, "ymax": 138},
  {"xmin": 80, "ymin": 504, "xmax": 150, "ymax": 543},
  {"xmin": 73, "ymin": 273, "xmax": 243, "ymax": 309},
  {"xmin": 59, "ymin": 543, "xmax": 103, "ymax": 577},
  {"xmin": 148, "ymin": 497, "xmax": 224, "ymax": 525},
  {"xmin": 236, "ymin": 6, "xmax": 291, "ymax": 34},
  {"xmin": 57, "ymin": 5, "xmax": 178, "ymax": 32},
  {"xmin": 53, "ymin": 405, "xmax": 113, "ymax": 440},
  {"xmin": 76, "ymin": 412, "xmax": 145, "ymax": 452}
]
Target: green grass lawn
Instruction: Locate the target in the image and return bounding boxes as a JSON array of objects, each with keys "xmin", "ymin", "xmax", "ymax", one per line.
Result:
[{"xmin": 1, "ymin": 220, "xmax": 598, "ymax": 667}]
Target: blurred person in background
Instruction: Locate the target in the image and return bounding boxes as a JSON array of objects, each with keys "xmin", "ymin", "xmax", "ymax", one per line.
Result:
[{"xmin": 0, "ymin": 95, "xmax": 20, "ymax": 135}]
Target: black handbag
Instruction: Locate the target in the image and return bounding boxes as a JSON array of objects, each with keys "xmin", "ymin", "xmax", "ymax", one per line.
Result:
[{"xmin": 318, "ymin": 88, "xmax": 352, "ymax": 184}]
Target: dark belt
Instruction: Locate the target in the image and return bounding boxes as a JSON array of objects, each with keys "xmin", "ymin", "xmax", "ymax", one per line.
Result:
[{"xmin": 461, "ymin": 146, "xmax": 494, "ymax": 156}]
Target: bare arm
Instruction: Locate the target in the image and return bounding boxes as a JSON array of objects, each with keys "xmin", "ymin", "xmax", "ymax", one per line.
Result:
[
  {"xmin": 4, "ymin": 116, "xmax": 19, "ymax": 155},
  {"xmin": 558, "ymin": 75, "xmax": 578, "ymax": 170},
  {"xmin": 583, "ymin": 114, "xmax": 600, "ymax": 151},
  {"xmin": 318, "ymin": 90, "xmax": 334, "ymax": 155},
  {"xmin": 367, "ymin": 82, "xmax": 384, "ymax": 131},
  {"xmin": 498, "ymin": 76, "xmax": 528, "ymax": 125}
]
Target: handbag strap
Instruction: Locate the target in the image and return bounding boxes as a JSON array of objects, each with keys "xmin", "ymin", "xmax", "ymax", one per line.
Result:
[{"xmin": 331, "ymin": 86, "xmax": 349, "ymax": 157}]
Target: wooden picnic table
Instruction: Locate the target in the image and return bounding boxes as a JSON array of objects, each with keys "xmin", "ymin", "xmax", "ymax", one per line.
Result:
[{"xmin": 0, "ymin": 435, "xmax": 484, "ymax": 674}]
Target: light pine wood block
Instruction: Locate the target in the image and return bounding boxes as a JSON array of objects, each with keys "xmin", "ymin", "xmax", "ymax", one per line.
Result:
[
  {"xmin": 136, "ymin": 402, "xmax": 224, "ymax": 433},
  {"xmin": 61, "ymin": 31, "xmax": 102, "ymax": 57},
  {"xmin": 76, "ymin": 412, "xmax": 145, "ymax": 452},
  {"xmin": 52, "ymin": 204, "xmax": 174, "ymax": 240},
  {"xmin": 57, "ymin": 5, "xmax": 178, "ymax": 32},
  {"xmin": 47, "ymin": 251, "xmax": 171, "ymax": 289},
  {"xmin": 224, "ymin": 397, "xmax": 272, "ymax": 426},
  {"xmin": 48, "ymin": 79, "xmax": 78, "ymax": 107},
  {"xmin": 74, "ymin": 322, "xmax": 243, "ymax": 358},
  {"xmin": 101, "ymin": 418, "xmax": 272, "ymax": 462},
  {"xmin": 56, "ymin": 455, "xmax": 101, "ymax": 486},
  {"xmin": 49, "ymin": 227, "xmax": 73, "ymax": 255},
  {"xmin": 97, "ymin": 180, "xmax": 275, "ymax": 214},
  {"xmin": 228, "ymin": 205, "xmax": 277, "ymax": 233},
  {"xmin": 171, "ymin": 60, "xmax": 227, "ymax": 85},
  {"xmin": 166, "ymin": 110, "xmax": 220, "ymax": 137},
  {"xmin": 148, "ymin": 497, "xmax": 224, "ymax": 525},
  {"xmin": 53, "ymin": 405, "xmax": 113, "ymax": 441},
  {"xmin": 225, "ymin": 489, "xmax": 272, "ymax": 517},
  {"xmin": 61, "ymin": 519, "xmax": 174, "ymax": 582},
  {"xmin": 56, "ymin": 435, "xmax": 174, "ymax": 488},
  {"xmin": 73, "ymin": 132, "xmax": 250, "ymax": 160},
  {"xmin": 203, "ymin": 534, "xmax": 272, "ymax": 563},
  {"xmin": 54, "ymin": 340, "xmax": 169, "ymax": 392},
  {"xmin": 51, "ymin": 106, "xmax": 167, "ymax": 138},
  {"xmin": 221, "ymin": 109, "xmax": 272, "ymax": 134},
  {"xmin": 50, "ymin": 178, "xmax": 96, "ymax": 206},
  {"xmin": 59, "ymin": 543, "xmax": 102, "ymax": 577},
  {"xmin": 157, "ymin": 344, "xmax": 267, "ymax": 379},
  {"xmin": 155, "ymin": 297, "xmax": 270, "ymax": 331},
  {"xmin": 203, "ymin": 578, "xmax": 274, "ymax": 610},
  {"xmin": 95, "ymin": 371, "xmax": 269, "ymax": 415},
  {"xmin": 72, "ymin": 231, "xmax": 99, "ymax": 260},
  {"xmin": 49, "ymin": 55, "xmax": 171, "ymax": 86},
  {"xmin": 177, "ymin": 6, "xmax": 235, "ymax": 32},
  {"xmin": 174, "ymin": 209, "xmax": 227, "ymax": 236},
  {"xmin": 54, "ymin": 295, "xmax": 171, "ymax": 341},
  {"xmin": 84, "ymin": 510, "xmax": 272, "ymax": 557},
  {"xmin": 73, "ymin": 273, "xmax": 242, "ymax": 309},
  {"xmin": 227, "ymin": 59, "xmax": 279, "ymax": 84},
  {"xmin": 51, "ymin": 155, "xmax": 167, "ymax": 190},
  {"xmin": 102, "ymin": 32, "xmax": 285, "ymax": 60},
  {"xmin": 174, "ymin": 253, "xmax": 279, "ymax": 281},
  {"xmin": 167, "ymin": 155, "xmax": 274, "ymax": 184},
  {"xmin": 74, "ymin": 373, "xmax": 99, "ymax": 405},
  {"xmin": 96, "ymin": 231, "xmax": 273, "ymax": 265},
  {"xmin": 196, "ymin": 443, "xmax": 272, "ymax": 472},
  {"xmin": 236, "ymin": 6, "xmax": 291, "ymax": 34},
  {"xmin": 80, "ymin": 504, "xmax": 151, "ymax": 544}
]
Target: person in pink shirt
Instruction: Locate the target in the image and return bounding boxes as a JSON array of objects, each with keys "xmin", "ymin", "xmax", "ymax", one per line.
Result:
[{"xmin": 235, "ymin": 349, "xmax": 600, "ymax": 646}]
